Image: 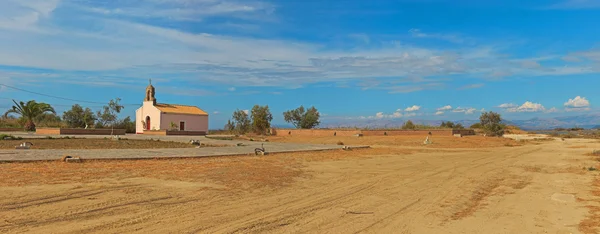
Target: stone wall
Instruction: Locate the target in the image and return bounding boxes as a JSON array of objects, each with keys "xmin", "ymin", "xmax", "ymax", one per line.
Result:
[
  {"xmin": 272, "ymin": 129, "xmax": 468, "ymax": 137},
  {"xmin": 36, "ymin": 128, "xmax": 126, "ymax": 135},
  {"xmin": 142, "ymin": 130, "xmax": 207, "ymax": 136},
  {"xmin": 0, "ymin": 128, "xmax": 22, "ymax": 132},
  {"xmin": 452, "ymin": 129, "xmax": 476, "ymax": 136}
]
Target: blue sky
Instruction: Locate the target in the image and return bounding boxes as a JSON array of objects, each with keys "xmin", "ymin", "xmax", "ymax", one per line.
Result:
[{"xmin": 0, "ymin": 0, "xmax": 598, "ymax": 129}]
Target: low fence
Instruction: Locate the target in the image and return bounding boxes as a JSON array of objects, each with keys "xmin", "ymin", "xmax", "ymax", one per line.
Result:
[
  {"xmin": 36, "ymin": 128, "xmax": 127, "ymax": 135},
  {"xmin": 143, "ymin": 130, "xmax": 207, "ymax": 136},
  {"xmin": 0, "ymin": 128, "xmax": 22, "ymax": 132},
  {"xmin": 271, "ymin": 129, "xmax": 475, "ymax": 137}
]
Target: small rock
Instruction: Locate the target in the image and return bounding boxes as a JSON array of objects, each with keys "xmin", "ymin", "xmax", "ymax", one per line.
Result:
[{"xmin": 551, "ymin": 193, "xmax": 576, "ymax": 203}]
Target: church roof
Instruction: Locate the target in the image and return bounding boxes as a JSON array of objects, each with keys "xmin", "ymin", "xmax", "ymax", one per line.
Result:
[{"xmin": 155, "ymin": 103, "xmax": 208, "ymax": 116}]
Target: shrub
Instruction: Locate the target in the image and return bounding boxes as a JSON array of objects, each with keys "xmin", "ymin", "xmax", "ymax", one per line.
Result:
[
  {"xmin": 337, "ymin": 141, "xmax": 344, "ymax": 145},
  {"xmin": 402, "ymin": 120, "xmax": 416, "ymax": 130},
  {"xmin": 479, "ymin": 111, "xmax": 505, "ymax": 137},
  {"xmin": 0, "ymin": 134, "xmax": 22, "ymax": 140},
  {"xmin": 592, "ymin": 150, "xmax": 600, "ymax": 156}
]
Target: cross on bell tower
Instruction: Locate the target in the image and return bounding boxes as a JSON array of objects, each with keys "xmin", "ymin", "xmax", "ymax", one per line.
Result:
[{"xmin": 145, "ymin": 79, "xmax": 156, "ymax": 105}]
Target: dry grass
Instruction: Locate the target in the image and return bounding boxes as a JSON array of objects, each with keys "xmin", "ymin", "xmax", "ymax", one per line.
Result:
[
  {"xmin": 568, "ymin": 145, "xmax": 589, "ymax": 149},
  {"xmin": 579, "ymin": 176, "xmax": 600, "ymax": 234},
  {"xmin": 0, "ymin": 147, "xmax": 413, "ymax": 188},
  {"xmin": 267, "ymin": 135, "xmax": 520, "ymax": 148},
  {"xmin": 0, "ymin": 138, "xmax": 197, "ymax": 149},
  {"xmin": 451, "ymin": 178, "xmax": 503, "ymax": 220}
]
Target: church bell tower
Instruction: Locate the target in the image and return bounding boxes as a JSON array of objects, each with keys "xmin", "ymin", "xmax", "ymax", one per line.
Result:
[{"xmin": 145, "ymin": 79, "xmax": 156, "ymax": 105}]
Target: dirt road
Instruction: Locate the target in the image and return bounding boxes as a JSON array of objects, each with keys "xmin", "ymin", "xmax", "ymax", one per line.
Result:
[{"xmin": 0, "ymin": 137, "xmax": 598, "ymax": 233}]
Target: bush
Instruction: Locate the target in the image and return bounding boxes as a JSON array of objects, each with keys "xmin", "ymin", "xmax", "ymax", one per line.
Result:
[
  {"xmin": 402, "ymin": 120, "xmax": 416, "ymax": 130},
  {"xmin": 592, "ymin": 150, "xmax": 600, "ymax": 156},
  {"xmin": 479, "ymin": 111, "xmax": 505, "ymax": 137},
  {"xmin": 0, "ymin": 134, "xmax": 22, "ymax": 140},
  {"xmin": 337, "ymin": 141, "xmax": 344, "ymax": 145}
]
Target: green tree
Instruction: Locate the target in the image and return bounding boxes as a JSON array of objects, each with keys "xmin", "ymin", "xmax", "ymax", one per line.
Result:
[
  {"xmin": 440, "ymin": 121, "xmax": 455, "ymax": 128},
  {"xmin": 479, "ymin": 111, "xmax": 506, "ymax": 136},
  {"xmin": 283, "ymin": 105, "xmax": 321, "ymax": 129},
  {"xmin": 402, "ymin": 120, "xmax": 416, "ymax": 130},
  {"xmin": 251, "ymin": 105, "xmax": 273, "ymax": 134},
  {"xmin": 63, "ymin": 104, "xmax": 97, "ymax": 128},
  {"xmin": 454, "ymin": 123, "xmax": 465, "ymax": 129},
  {"xmin": 96, "ymin": 98, "xmax": 124, "ymax": 127},
  {"xmin": 470, "ymin": 123, "xmax": 483, "ymax": 129},
  {"xmin": 232, "ymin": 109, "xmax": 251, "ymax": 134},
  {"xmin": 4, "ymin": 100, "xmax": 56, "ymax": 131},
  {"xmin": 112, "ymin": 116, "xmax": 136, "ymax": 133},
  {"xmin": 224, "ymin": 119, "xmax": 235, "ymax": 132}
]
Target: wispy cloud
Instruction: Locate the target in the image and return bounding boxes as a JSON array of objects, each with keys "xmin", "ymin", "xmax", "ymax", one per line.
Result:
[
  {"xmin": 544, "ymin": 0, "xmax": 600, "ymax": 9},
  {"xmin": 409, "ymin": 28, "xmax": 467, "ymax": 44},
  {"xmin": 0, "ymin": 0, "xmax": 598, "ymax": 95},
  {"xmin": 458, "ymin": 83, "xmax": 484, "ymax": 90},
  {"xmin": 452, "ymin": 106, "xmax": 480, "ymax": 115},
  {"xmin": 437, "ymin": 105, "xmax": 452, "ymax": 111}
]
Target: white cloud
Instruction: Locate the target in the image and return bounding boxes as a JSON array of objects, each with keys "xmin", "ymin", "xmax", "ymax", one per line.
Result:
[
  {"xmin": 435, "ymin": 111, "xmax": 444, "ymax": 115},
  {"xmin": 404, "ymin": 105, "xmax": 421, "ymax": 112},
  {"xmin": 564, "ymin": 96, "xmax": 590, "ymax": 108},
  {"xmin": 545, "ymin": 107, "xmax": 559, "ymax": 113},
  {"xmin": 465, "ymin": 108, "xmax": 477, "ymax": 115},
  {"xmin": 506, "ymin": 101, "xmax": 546, "ymax": 112},
  {"xmin": 0, "ymin": 0, "xmax": 597, "ymax": 93},
  {"xmin": 453, "ymin": 107, "xmax": 466, "ymax": 113},
  {"xmin": 213, "ymin": 111, "xmax": 220, "ymax": 115},
  {"xmin": 370, "ymin": 111, "xmax": 403, "ymax": 119},
  {"xmin": 458, "ymin": 83, "xmax": 484, "ymax": 90},
  {"xmin": 409, "ymin": 28, "xmax": 466, "ymax": 44},
  {"xmin": 498, "ymin": 103, "xmax": 517, "ymax": 108},
  {"xmin": 545, "ymin": 0, "xmax": 600, "ymax": 9},
  {"xmin": 452, "ymin": 106, "xmax": 480, "ymax": 115},
  {"xmin": 437, "ymin": 105, "xmax": 452, "ymax": 111}
]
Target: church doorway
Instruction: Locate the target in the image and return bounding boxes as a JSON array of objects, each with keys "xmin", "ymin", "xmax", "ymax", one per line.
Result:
[{"xmin": 145, "ymin": 116, "xmax": 151, "ymax": 130}]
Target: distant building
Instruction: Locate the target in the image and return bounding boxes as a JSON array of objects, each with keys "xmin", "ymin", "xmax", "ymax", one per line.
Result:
[{"xmin": 135, "ymin": 80, "xmax": 208, "ymax": 134}]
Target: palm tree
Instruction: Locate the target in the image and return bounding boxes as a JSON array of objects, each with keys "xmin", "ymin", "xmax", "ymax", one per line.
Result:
[{"xmin": 4, "ymin": 100, "xmax": 56, "ymax": 131}]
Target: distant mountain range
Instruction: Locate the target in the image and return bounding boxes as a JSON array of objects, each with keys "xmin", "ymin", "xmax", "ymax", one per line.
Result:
[{"xmin": 319, "ymin": 113, "xmax": 600, "ymax": 130}]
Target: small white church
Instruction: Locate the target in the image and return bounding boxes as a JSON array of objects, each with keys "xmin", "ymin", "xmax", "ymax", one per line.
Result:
[{"xmin": 135, "ymin": 81, "xmax": 209, "ymax": 134}]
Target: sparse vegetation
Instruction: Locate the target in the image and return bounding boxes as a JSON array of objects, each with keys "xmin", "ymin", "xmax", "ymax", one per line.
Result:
[
  {"xmin": 337, "ymin": 141, "xmax": 344, "ymax": 145},
  {"xmin": 470, "ymin": 123, "xmax": 483, "ymax": 129},
  {"xmin": 440, "ymin": 121, "xmax": 465, "ymax": 129},
  {"xmin": 207, "ymin": 136, "xmax": 234, "ymax": 141},
  {"xmin": 592, "ymin": 150, "xmax": 600, "ymax": 156},
  {"xmin": 0, "ymin": 134, "xmax": 22, "ymax": 140},
  {"xmin": 587, "ymin": 167, "xmax": 597, "ymax": 171}
]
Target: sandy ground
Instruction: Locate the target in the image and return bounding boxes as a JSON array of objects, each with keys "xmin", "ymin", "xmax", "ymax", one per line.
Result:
[{"xmin": 0, "ymin": 136, "xmax": 599, "ymax": 233}]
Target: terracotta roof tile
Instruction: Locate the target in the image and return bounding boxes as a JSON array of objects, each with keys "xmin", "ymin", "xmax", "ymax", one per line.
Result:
[{"xmin": 155, "ymin": 103, "xmax": 208, "ymax": 115}]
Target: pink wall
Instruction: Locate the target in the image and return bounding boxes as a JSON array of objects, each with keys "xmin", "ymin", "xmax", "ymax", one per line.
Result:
[{"xmin": 160, "ymin": 114, "xmax": 208, "ymax": 132}]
